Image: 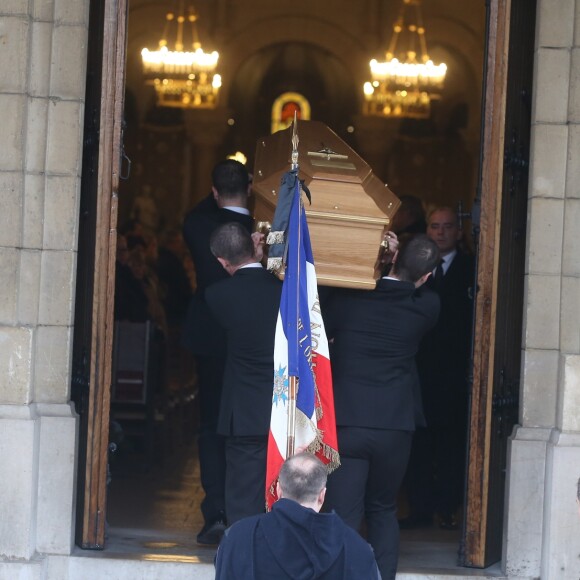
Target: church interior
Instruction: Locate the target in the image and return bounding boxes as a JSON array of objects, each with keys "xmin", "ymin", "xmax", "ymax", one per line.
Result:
[
  {"xmin": 106, "ymin": 0, "xmax": 493, "ymax": 572},
  {"xmin": 119, "ymin": 0, "xmax": 485, "ymax": 229}
]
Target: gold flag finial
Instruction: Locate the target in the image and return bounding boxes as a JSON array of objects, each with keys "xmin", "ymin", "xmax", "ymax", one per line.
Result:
[{"xmin": 291, "ymin": 111, "xmax": 299, "ymax": 170}]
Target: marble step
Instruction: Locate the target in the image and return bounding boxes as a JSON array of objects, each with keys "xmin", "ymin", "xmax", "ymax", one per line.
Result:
[
  {"xmin": 39, "ymin": 555, "xmax": 507, "ymax": 580},
  {"xmin": 0, "ymin": 555, "xmax": 508, "ymax": 580}
]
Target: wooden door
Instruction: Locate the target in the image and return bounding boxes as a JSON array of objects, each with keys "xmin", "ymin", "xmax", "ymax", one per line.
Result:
[
  {"xmin": 462, "ymin": 0, "xmax": 536, "ymax": 567},
  {"xmin": 70, "ymin": 0, "xmax": 128, "ymax": 549}
]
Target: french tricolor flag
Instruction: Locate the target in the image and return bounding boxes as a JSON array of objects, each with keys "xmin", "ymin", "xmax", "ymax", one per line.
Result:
[{"xmin": 265, "ymin": 172, "xmax": 340, "ymax": 509}]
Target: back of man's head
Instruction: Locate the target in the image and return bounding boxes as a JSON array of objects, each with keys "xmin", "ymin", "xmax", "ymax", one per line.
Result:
[
  {"xmin": 210, "ymin": 222, "xmax": 254, "ymax": 267},
  {"xmin": 393, "ymin": 234, "xmax": 440, "ymax": 284},
  {"xmin": 212, "ymin": 159, "xmax": 250, "ymax": 201},
  {"xmin": 278, "ymin": 453, "xmax": 327, "ymax": 505}
]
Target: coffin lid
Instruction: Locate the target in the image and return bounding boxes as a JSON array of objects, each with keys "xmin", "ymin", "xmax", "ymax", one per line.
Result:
[{"xmin": 253, "ymin": 120, "xmax": 400, "ymax": 223}]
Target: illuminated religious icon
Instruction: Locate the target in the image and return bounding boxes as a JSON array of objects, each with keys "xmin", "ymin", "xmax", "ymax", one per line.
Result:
[{"xmin": 271, "ymin": 92, "xmax": 311, "ymax": 134}]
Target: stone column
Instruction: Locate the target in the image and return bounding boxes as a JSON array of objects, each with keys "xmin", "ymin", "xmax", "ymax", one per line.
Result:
[
  {"xmin": 184, "ymin": 107, "xmax": 232, "ymax": 208},
  {"xmin": 540, "ymin": 3, "xmax": 580, "ymax": 567},
  {"xmin": 0, "ymin": 0, "xmax": 88, "ymax": 562},
  {"xmin": 504, "ymin": 1, "xmax": 579, "ymax": 579}
]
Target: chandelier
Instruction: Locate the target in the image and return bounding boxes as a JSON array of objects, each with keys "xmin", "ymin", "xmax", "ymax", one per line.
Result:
[
  {"xmin": 363, "ymin": 0, "xmax": 447, "ymax": 118},
  {"xmin": 141, "ymin": 3, "xmax": 222, "ymax": 109}
]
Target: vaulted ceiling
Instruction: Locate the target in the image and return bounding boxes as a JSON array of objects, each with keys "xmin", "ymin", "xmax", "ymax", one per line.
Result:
[{"xmin": 123, "ymin": 0, "xmax": 486, "ymax": 218}]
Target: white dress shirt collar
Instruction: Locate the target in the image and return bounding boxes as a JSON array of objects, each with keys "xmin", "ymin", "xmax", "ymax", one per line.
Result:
[
  {"xmin": 223, "ymin": 206, "xmax": 250, "ymax": 216},
  {"xmin": 441, "ymin": 249, "xmax": 457, "ymax": 274},
  {"xmin": 239, "ymin": 262, "xmax": 262, "ymax": 269}
]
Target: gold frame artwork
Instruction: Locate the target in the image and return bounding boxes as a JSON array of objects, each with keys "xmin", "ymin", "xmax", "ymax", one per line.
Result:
[{"xmin": 271, "ymin": 92, "xmax": 311, "ymax": 133}]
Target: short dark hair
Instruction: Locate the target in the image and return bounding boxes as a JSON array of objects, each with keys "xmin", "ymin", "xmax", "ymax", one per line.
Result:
[
  {"xmin": 210, "ymin": 222, "xmax": 254, "ymax": 266},
  {"xmin": 393, "ymin": 234, "xmax": 440, "ymax": 283},
  {"xmin": 278, "ymin": 453, "xmax": 327, "ymax": 504},
  {"xmin": 211, "ymin": 159, "xmax": 249, "ymax": 200}
]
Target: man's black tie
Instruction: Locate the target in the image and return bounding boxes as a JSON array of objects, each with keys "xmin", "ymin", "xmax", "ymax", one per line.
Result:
[{"xmin": 434, "ymin": 259, "xmax": 445, "ymax": 290}]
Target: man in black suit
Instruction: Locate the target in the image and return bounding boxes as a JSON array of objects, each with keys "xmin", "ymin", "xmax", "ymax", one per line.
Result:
[
  {"xmin": 182, "ymin": 159, "xmax": 253, "ymax": 544},
  {"xmin": 323, "ymin": 234, "xmax": 441, "ymax": 580},
  {"xmin": 206, "ymin": 222, "xmax": 282, "ymax": 526},
  {"xmin": 402, "ymin": 206, "xmax": 475, "ymax": 530}
]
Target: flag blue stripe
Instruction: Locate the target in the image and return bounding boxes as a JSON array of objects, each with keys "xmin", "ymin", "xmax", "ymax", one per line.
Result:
[{"xmin": 279, "ymin": 174, "xmax": 315, "ymax": 418}]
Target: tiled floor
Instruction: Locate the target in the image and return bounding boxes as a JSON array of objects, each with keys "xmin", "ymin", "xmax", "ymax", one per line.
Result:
[
  {"xmin": 104, "ymin": 441, "xmax": 503, "ymax": 577},
  {"xmin": 108, "ymin": 445, "xmax": 205, "ymax": 536}
]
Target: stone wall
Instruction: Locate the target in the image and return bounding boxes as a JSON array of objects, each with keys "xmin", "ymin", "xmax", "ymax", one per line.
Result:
[
  {"xmin": 504, "ymin": 0, "xmax": 580, "ymax": 578},
  {"xmin": 0, "ymin": 0, "xmax": 88, "ymax": 559}
]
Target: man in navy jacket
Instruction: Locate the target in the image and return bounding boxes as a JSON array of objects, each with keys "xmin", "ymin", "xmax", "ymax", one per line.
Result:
[
  {"xmin": 323, "ymin": 234, "xmax": 441, "ymax": 580},
  {"xmin": 215, "ymin": 453, "xmax": 381, "ymax": 580}
]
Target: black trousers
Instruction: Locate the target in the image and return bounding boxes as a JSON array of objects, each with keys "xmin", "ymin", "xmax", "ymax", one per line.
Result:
[
  {"xmin": 224, "ymin": 435, "xmax": 268, "ymax": 526},
  {"xmin": 324, "ymin": 426, "xmax": 413, "ymax": 580},
  {"xmin": 196, "ymin": 355, "xmax": 226, "ymax": 524}
]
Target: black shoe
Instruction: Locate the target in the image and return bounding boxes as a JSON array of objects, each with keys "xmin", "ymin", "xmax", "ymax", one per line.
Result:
[
  {"xmin": 197, "ymin": 515, "xmax": 227, "ymax": 546},
  {"xmin": 438, "ymin": 513, "xmax": 458, "ymax": 530},
  {"xmin": 398, "ymin": 514, "xmax": 433, "ymax": 529}
]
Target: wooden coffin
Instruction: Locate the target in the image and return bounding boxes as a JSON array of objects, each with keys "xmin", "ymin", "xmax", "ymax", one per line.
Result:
[{"xmin": 252, "ymin": 120, "xmax": 400, "ymax": 289}]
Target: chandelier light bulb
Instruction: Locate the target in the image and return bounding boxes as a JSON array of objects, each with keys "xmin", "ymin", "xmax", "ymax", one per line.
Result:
[{"xmin": 363, "ymin": 82, "xmax": 375, "ymax": 97}]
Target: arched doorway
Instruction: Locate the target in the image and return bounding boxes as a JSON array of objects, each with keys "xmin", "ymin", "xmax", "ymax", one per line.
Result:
[{"xmin": 72, "ymin": 0, "xmax": 535, "ymax": 571}]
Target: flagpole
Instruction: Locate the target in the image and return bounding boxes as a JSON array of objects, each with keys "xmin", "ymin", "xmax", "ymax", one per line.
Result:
[
  {"xmin": 286, "ymin": 112, "xmax": 300, "ymax": 458},
  {"xmin": 286, "ymin": 375, "xmax": 297, "ymax": 457}
]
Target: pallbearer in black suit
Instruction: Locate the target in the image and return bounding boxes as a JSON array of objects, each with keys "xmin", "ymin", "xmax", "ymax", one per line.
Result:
[
  {"xmin": 402, "ymin": 207, "xmax": 475, "ymax": 530},
  {"xmin": 182, "ymin": 160, "xmax": 253, "ymax": 544},
  {"xmin": 323, "ymin": 235, "xmax": 441, "ymax": 580},
  {"xmin": 206, "ymin": 222, "xmax": 282, "ymax": 526}
]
